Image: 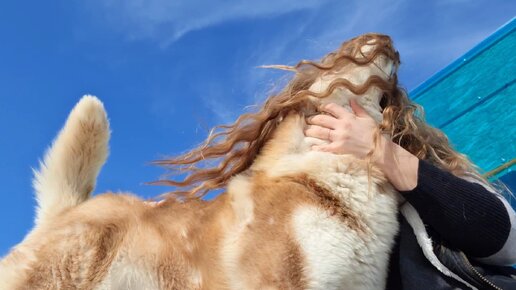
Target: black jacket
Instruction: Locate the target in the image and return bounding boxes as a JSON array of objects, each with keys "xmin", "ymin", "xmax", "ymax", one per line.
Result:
[{"xmin": 386, "ymin": 160, "xmax": 516, "ymax": 290}]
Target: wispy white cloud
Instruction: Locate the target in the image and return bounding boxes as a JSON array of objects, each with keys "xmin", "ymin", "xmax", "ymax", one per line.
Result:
[
  {"xmin": 83, "ymin": 0, "xmax": 513, "ymax": 124},
  {"xmin": 183, "ymin": 0, "xmax": 509, "ymax": 121},
  {"xmin": 235, "ymin": 0, "xmax": 511, "ymax": 91},
  {"xmin": 84, "ymin": 0, "xmax": 328, "ymax": 45}
]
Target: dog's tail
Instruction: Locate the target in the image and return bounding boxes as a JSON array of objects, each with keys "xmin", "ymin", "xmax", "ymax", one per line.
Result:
[{"xmin": 32, "ymin": 95, "xmax": 110, "ymax": 226}]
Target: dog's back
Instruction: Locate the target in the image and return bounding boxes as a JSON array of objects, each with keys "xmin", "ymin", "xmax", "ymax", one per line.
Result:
[{"xmin": 1, "ymin": 153, "xmax": 398, "ymax": 290}]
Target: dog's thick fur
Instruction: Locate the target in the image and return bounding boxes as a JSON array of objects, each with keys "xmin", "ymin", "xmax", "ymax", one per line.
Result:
[{"xmin": 1, "ymin": 36, "xmax": 400, "ymax": 289}]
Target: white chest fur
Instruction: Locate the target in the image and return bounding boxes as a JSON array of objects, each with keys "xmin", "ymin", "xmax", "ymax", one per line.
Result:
[
  {"xmin": 292, "ymin": 185, "xmax": 398, "ymax": 289},
  {"xmin": 246, "ymin": 99, "xmax": 400, "ymax": 289},
  {"xmin": 267, "ymin": 150, "xmax": 399, "ymax": 290}
]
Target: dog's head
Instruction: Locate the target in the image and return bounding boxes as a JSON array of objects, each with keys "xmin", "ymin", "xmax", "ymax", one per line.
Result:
[
  {"xmin": 305, "ymin": 33, "xmax": 399, "ymax": 124},
  {"xmin": 156, "ymin": 33, "xmax": 402, "ymax": 199}
]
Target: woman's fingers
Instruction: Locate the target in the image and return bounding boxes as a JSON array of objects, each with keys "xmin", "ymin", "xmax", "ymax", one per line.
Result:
[
  {"xmin": 307, "ymin": 114, "xmax": 337, "ymax": 129},
  {"xmin": 320, "ymin": 102, "xmax": 353, "ymax": 119},
  {"xmin": 305, "ymin": 125, "xmax": 332, "ymax": 141}
]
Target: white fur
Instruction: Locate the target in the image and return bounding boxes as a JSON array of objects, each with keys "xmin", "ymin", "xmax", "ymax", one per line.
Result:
[
  {"xmin": 286, "ymin": 155, "xmax": 399, "ymax": 290},
  {"xmin": 98, "ymin": 257, "xmax": 160, "ymax": 290},
  {"xmin": 33, "ymin": 95, "xmax": 110, "ymax": 226}
]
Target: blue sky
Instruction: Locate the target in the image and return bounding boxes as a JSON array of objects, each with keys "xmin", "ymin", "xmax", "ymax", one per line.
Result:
[{"xmin": 0, "ymin": 0, "xmax": 514, "ymax": 255}]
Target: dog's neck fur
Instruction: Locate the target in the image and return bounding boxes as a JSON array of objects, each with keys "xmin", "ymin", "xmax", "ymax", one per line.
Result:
[
  {"xmin": 227, "ymin": 46, "xmax": 400, "ymax": 289},
  {"xmin": 251, "ymin": 47, "xmax": 395, "ymax": 178}
]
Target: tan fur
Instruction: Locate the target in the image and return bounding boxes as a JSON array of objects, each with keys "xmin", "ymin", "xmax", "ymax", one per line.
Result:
[
  {"xmin": 1, "ymin": 121, "xmax": 397, "ymax": 289},
  {"xmin": 1, "ymin": 34, "xmax": 401, "ymax": 289}
]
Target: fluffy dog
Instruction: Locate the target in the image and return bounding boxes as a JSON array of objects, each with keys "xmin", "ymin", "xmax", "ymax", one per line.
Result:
[{"xmin": 1, "ymin": 33, "xmax": 401, "ymax": 289}]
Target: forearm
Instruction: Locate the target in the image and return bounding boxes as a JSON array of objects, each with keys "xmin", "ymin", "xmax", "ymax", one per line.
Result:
[{"xmin": 399, "ymin": 159, "xmax": 513, "ymax": 260}]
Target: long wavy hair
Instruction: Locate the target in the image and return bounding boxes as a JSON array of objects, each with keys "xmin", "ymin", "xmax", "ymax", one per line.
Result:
[{"xmin": 153, "ymin": 33, "xmax": 494, "ymax": 199}]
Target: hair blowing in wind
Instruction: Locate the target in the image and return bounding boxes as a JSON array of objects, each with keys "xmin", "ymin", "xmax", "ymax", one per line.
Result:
[{"xmin": 152, "ymin": 34, "xmax": 490, "ymax": 199}]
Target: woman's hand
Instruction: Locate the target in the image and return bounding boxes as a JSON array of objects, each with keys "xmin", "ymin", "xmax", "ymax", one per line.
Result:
[
  {"xmin": 304, "ymin": 100, "xmax": 419, "ymax": 191},
  {"xmin": 305, "ymin": 99, "xmax": 380, "ymax": 159}
]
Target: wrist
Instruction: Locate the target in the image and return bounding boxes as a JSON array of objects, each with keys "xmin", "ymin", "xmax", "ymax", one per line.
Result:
[{"xmin": 375, "ymin": 136, "xmax": 419, "ymax": 191}]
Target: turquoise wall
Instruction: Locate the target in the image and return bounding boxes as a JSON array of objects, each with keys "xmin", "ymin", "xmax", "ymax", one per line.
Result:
[{"xmin": 410, "ymin": 18, "xmax": 515, "ymax": 182}]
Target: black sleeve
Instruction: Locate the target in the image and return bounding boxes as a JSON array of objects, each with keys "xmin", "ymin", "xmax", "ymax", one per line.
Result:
[{"xmin": 399, "ymin": 159, "xmax": 511, "ymax": 258}]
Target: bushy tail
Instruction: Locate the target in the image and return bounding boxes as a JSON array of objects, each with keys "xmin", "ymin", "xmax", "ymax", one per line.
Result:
[{"xmin": 33, "ymin": 95, "xmax": 110, "ymax": 225}]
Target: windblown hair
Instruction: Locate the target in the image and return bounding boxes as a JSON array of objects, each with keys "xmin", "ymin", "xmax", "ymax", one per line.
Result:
[{"xmin": 153, "ymin": 33, "xmax": 493, "ymax": 199}]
